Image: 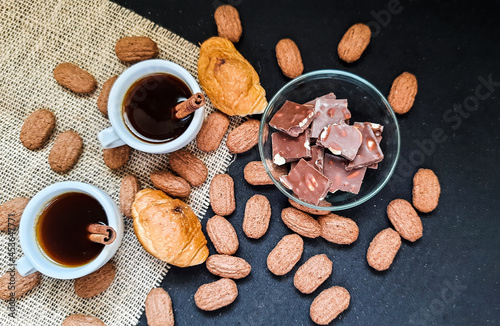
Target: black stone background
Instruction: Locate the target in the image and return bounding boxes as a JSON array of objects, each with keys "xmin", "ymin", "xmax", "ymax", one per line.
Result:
[{"xmin": 111, "ymin": 1, "xmax": 500, "ymax": 325}]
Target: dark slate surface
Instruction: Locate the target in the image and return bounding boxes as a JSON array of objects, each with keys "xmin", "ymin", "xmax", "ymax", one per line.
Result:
[{"xmin": 111, "ymin": 1, "xmax": 500, "ymax": 325}]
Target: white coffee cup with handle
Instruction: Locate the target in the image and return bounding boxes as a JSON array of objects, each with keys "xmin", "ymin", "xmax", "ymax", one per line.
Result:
[
  {"xmin": 98, "ymin": 59, "xmax": 204, "ymax": 154},
  {"xmin": 16, "ymin": 182, "xmax": 123, "ymax": 279}
]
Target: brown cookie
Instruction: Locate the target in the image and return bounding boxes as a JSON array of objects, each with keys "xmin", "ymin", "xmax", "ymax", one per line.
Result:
[
  {"xmin": 196, "ymin": 111, "xmax": 230, "ymax": 152},
  {"xmin": 194, "ymin": 278, "xmax": 238, "ymax": 311},
  {"xmin": 62, "ymin": 314, "xmax": 106, "ymax": 326},
  {"xmin": 366, "ymin": 228, "xmax": 401, "ymax": 271},
  {"xmin": 0, "ymin": 270, "xmax": 41, "ymax": 300},
  {"xmin": 150, "ymin": 170, "xmax": 191, "ymax": 198},
  {"xmin": 120, "ymin": 175, "xmax": 141, "ymax": 218},
  {"xmin": 413, "ymin": 168, "xmax": 440, "ymax": 213},
  {"xmin": 53, "ymin": 63, "xmax": 97, "ymax": 94},
  {"xmin": 226, "ymin": 119, "xmax": 260, "ymax": 154},
  {"xmin": 20, "ymin": 109, "xmax": 56, "ymax": 150},
  {"xmin": 145, "ymin": 288, "xmax": 175, "ymax": 326},
  {"xmin": 387, "ymin": 199, "xmax": 423, "ymax": 242},
  {"xmin": 294, "ymin": 254, "xmax": 333, "ymax": 294},
  {"xmin": 317, "ymin": 213, "xmax": 359, "ymax": 245},
  {"xmin": 243, "ymin": 194, "xmax": 271, "ymax": 239},
  {"xmin": 310, "ymin": 286, "xmax": 350, "ymax": 324},
  {"xmin": 115, "ymin": 36, "xmax": 159, "ymax": 64},
  {"xmin": 388, "ymin": 72, "xmax": 418, "ymax": 114},
  {"xmin": 276, "ymin": 38, "xmax": 304, "ymax": 79},
  {"xmin": 214, "ymin": 5, "xmax": 242, "ymax": 43},
  {"xmin": 48, "ymin": 130, "xmax": 83, "ymax": 173},
  {"xmin": 337, "ymin": 23, "xmax": 371, "ymax": 63},
  {"xmin": 103, "ymin": 145, "xmax": 131, "ymax": 169},
  {"xmin": 267, "ymin": 234, "xmax": 303, "ymax": 276},
  {"xmin": 0, "ymin": 197, "xmax": 30, "ymax": 231},
  {"xmin": 243, "ymin": 160, "xmax": 287, "ymax": 186},
  {"xmin": 209, "ymin": 174, "xmax": 235, "ymax": 216},
  {"xmin": 281, "ymin": 207, "xmax": 321, "ymax": 238},
  {"xmin": 74, "ymin": 262, "xmax": 116, "ymax": 298},
  {"xmin": 206, "ymin": 215, "xmax": 239, "ymax": 255},
  {"xmin": 97, "ymin": 75, "xmax": 118, "ymax": 117},
  {"xmin": 169, "ymin": 150, "xmax": 208, "ymax": 186},
  {"xmin": 206, "ymin": 254, "xmax": 251, "ymax": 279}
]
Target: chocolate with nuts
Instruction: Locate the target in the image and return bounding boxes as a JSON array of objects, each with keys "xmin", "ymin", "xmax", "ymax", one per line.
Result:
[
  {"xmin": 290, "ymin": 145, "xmax": 324, "ymax": 173},
  {"xmin": 269, "ymin": 100, "xmax": 314, "ymax": 137},
  {"xmin": 346, "ymin": 122, "xmax": 384, "ymax": 170},
  {"xmin": 323, "ymin": 153, "xmax": 367, "ymax": 194},
  {"xmin": 310, "ymin": 98, "xmax": 350, "ymax": 138},
  {"xmin": 281, "ymin": 159, "xmax": 332, "ymax": 205},
  {"xmin": 272, "ymin": 130, "xmax": 311, "ymax": 165},
  {"xmin": 268, "ymin": 92, "xmax": 386, "ymax": 202},
  {"xmin": 317, "ymin": 123, "xmax": 362, "ymax": 161}
]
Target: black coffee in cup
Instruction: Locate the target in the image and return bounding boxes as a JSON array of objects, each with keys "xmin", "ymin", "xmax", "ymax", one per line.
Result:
[
  {"xmin": 36, "ymin": 192, "xmax": 107, "ymax": 267},
  {"xmin": 122, "ymin": 73, "xmax": 193, "ymax": 143}
]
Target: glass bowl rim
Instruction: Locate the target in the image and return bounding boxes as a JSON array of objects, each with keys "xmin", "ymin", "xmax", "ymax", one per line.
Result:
[{"xmin": 258, "ymin": 69, "xmax": 401, "ymax": 211}]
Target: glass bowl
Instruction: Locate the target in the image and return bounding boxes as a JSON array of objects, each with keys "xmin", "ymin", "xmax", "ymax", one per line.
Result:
[{"xmin": 258, "ymin": 70, "xmax": 400, "ymax": 211}]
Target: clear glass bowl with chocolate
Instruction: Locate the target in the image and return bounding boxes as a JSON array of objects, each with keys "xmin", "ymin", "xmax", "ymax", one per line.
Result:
[{"xmin": 259, "ymin": 70, "xmax": 400, "ymax": 211}]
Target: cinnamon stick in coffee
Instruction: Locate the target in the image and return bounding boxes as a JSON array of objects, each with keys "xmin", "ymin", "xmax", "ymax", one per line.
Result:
[
  {"xmin": 175, "ymin": 93, "xmax": 205, "ymax": 119},
  {"xmin": 88, "ymin": 223, "xmax": 116, "ymax": 245}
]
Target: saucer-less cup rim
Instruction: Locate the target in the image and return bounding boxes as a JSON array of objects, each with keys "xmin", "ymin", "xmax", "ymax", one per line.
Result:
[
  {"xmin": 17, "ymin": 181, "xmax": 124, "ymax": 280},
  {"xmin": 258, "ymin": 69, "xmax": 401, "ymax": 211},
  {"xmin": 98, "ymin": 59, "xmax": 204, "ymax": 154}
]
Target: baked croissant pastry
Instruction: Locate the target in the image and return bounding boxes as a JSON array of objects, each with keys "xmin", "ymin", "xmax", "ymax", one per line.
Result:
[
  {"xmin": 198, "ymin": 36, "xmax": 268, "ymax": 116},
  {"xmin": 132, "ymin": 189, "xmax": 208, "ymax": 267}
]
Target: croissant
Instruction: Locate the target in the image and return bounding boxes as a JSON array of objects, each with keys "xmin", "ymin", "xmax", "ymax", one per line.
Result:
[
  {"xmin": 131, "ymin": 189, "xmax": 208, "ymax": 267},
  {"xmin": 198, "ymin": 36, "xmax": 268, "ymax": 116}
]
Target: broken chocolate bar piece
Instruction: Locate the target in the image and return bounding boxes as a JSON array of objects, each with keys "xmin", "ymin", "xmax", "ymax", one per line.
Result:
[
  {"xmin": 272, "ymin": 129, "xmax": 311, "ymax": 165},
  {"xmin": 269, "ymin": 100, "xmax": 314, "ymax": 137},
  {"xmin": 304, "ymin": 92, "xmax": 337, "ymax": 106},
  {"xmin": 365, "ymin": 122, "xmax": 384, "ymax": 138},
  {"xmin": 323, "ymin": 154, "xmax": 367, "ymax": 194},
  {"xmin": 280, "ymin": 158, "xmax": 332, "ymax": 205},
  {"xmin": 291, "ymin": 145, "xmax": 324, "ymax": 172},
  {"xmin": 317, "ymin": 123, "xmax": 362, "ymax": 161},
  {"xmin": 358, "ymin": 122, "xmax": 384, "ymax": 169},
  {"xmin": 310, "ymin": 98, "xmax": 351, "ymax": 138},
  {"xmin": 346, "ymin": 122, "xmax": 384, "ymax": 171}
]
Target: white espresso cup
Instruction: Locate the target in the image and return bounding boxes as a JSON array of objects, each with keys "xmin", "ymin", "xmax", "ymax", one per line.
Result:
[
  {"xmin": 16, "ymin": 182, "xmax": 124, "ymax": 280},
  {"xmin": 98, "ymin": 59, "xmax": 205, "ymax": 154}
]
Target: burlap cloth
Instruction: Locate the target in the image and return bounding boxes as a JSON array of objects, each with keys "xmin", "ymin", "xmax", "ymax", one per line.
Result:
[{"xmin": 0, "ymin": 0, "xmax": 243, "ymax": 324}]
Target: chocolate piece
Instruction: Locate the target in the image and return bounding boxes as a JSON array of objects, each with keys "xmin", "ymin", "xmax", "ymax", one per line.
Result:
[
  {"xmin": 280, "ymin": 159, "xmax": 332, "ymax": 205},
  {"xmin": 304, "ymin": 92, "xmax": 336, "ymax": 106},
  {"xmin": 317, "ymin": 123, "xmax": 362, "ymax": 161},
  {"xmin": 272, "ymin": 130, "xmax": 311, "ymax": 165},
  {"xmin": 346, "ymin": 123, "xmax": 384, "ymax": 171},
  {"xmin": 364, "ymin": 122, "xmax": 384, "ymax": 138},
  {"xmin": 310, "ymin": 98, "xmax": 351, "ymax": 138},
  {"xmin": 269, "ymin": 100, "xmax": 314, "ymax": 137},
  {"xmin": 323, "ymin": 154, "xmax": 367, "ymax": 194},
  {"xmin": 291, "ymin": 145, "xmax": 324, "ymax": 173},
  {"xmin": 358, "ymin": 122, "xmax": 384, "ymax": 169}
]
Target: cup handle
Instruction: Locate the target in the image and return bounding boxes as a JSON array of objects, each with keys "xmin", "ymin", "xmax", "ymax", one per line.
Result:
[
  {"xmin": 98, "ymin": 127, "xmax": 126, "ymax": 149},
  {"xmin": 16, "ymin": 256, "xmax": 37, "ymax": 276}
]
